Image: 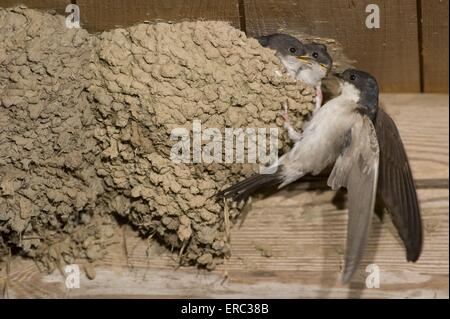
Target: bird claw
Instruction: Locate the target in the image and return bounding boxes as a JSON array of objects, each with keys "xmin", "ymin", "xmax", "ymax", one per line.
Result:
[
  {"xmin": 278, "ymin": 101, "xmax": 302, "ymax": 142},
  {"xmin": 314, "ymin": 85, "xmax": 323, "ymax": 112},
  {"xmin": 278, "ymin": 102, "xmax": 291, "ymax": 125}
]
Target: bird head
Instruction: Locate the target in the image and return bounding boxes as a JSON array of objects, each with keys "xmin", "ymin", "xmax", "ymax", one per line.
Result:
[
  {"xmin": 256, "ymin": 34, "xmax": 332, "ymax": 86},
  {"xmin": 337, "ymin": 69, "xmax": 379, "ymax": 120},
  {"xmin": 256, "ymin": 33, "xmax": 305, "ymax": 58},
  {"xmin": 298, "ymin": 42, "xmax": 333, "ymax": 73}
]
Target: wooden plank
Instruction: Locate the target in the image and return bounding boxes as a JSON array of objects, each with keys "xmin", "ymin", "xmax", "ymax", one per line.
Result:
[
  {"xmin": 76, "ymin": 0, "xmax": 240, "ymax": 32},
  {"xmin": 1, "ymin": 190, "xmax": 447, "ymax": 298},
  {"xmin": 1, "ymin": 0, "xmax": 429, "ymax": 94},
  {"xmin": 0, "ymin": 0, "xmax": 70, "ymax": 15},
  {"xmin": 380, "ymin": 94, "xmax": 449, "ymax": 181},
  {"xmin": 0, "ymin": 94, "xmax": 448, "ymax": 298},
  {"xmin": 244, "ymin": 0, "xmax": 421, "ymax": 93},
  {"xmin": 421, "ymin": 0, "xmax": 449, "ymax": 93}
]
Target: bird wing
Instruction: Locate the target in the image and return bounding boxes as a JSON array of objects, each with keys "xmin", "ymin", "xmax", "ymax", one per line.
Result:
[
  {"xmin": 375, "ymin": 108, "xmax": 422, "ymax": 261},
  {"xmin": 328, "ymin": 115, "xmax": 380, "ymax": 283}
]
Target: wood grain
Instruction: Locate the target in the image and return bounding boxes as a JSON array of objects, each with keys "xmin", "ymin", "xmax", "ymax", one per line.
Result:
[
  {"xmin": 0, "ymin": 94, "xmax": 448, "ymax": 299},
  {"xmin": 421, "ymin": 0, "xmax": 449, "ymax": 93},
  {"xmin": 380, "ymin": 94, "xmax": 449, "ymax": 181},
  {"xmin": 76, "ymin": 0, "xmax": 240, "ymax": 32},
  {"xmin": 3, "ymin": 0, "xmax": 448, "ymax": 93},
  {"xmin": 0, "ymin": 0, "xmax": 70, "ymax": 14},
  {"xmin": 244, "ymin": 0, "xmax": 421, "ymax": 93}
]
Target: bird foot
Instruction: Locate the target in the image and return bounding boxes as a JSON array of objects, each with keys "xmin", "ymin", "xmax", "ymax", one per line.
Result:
[
  {"xmin": 278, "ymin": 101, "xmax": 302, "ymax": 142},
  {"xmin": 314, "ymin": 85, "xmax": 323, "ymax": 112},
  {"xmin": 278, "ymin": 101, "xmax": 291, "ymax": 125}
]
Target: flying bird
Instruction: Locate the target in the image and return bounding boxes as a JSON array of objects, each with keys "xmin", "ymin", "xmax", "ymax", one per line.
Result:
[
  {"xmin": 218, "ymin": 68, "xmax": 422, "ymax": 282},
  {"xmin": 259, "ymin": 34, "xmax": 423, "ymax": 265}
]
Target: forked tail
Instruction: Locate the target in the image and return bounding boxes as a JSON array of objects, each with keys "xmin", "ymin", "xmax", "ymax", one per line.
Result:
[{"xmin": 217, "ymin": 172, "xmax": 283, "ymax": 203}]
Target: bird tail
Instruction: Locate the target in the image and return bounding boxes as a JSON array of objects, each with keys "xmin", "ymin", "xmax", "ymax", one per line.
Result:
[{"xmin": 217, "ymin": 172, "xmax": 283, "ymax": 203}]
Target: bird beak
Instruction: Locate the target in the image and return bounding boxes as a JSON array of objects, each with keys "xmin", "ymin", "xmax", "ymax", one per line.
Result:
[
  {"xmin": 320, "ymin": 63, "xmax": 331, "ymax": 73},
  {"xmin": 333, "ymin": 72, "xmax": 343, "ymax": 79},
  {"xmin": 332, "ymin": 72, "xmax": 345, "ymax": 84},
  {"xmin": 296, "ymin": 55, "xmax": 311, "ymax": 63}
]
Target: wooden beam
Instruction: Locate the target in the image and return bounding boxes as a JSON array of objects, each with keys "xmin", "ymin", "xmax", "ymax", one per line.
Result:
[
  {"xmin": 244, "ymin": 0, "xmax": 422, "ymax": 93},
  {"xmin": 0, "ymin": 0, "xmax": 70, "ymax": 15},
  {"xmin": 421, "ymin": 0, "xmax": 449, "ymax": 93},
  {"xmin": 3, "ymin": 0, "xmax": 437, "ymax": 94},
  {"xmin": 0, "ymin": 94, "xmax": 447, "ymax": 298},
  {"xmin": 76, "ymin": 0, "xmax": 240, "ymax": 32}
]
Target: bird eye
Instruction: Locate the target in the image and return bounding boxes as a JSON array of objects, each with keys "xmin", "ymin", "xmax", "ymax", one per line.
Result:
[
  {"xmin": 312, "ymin": 52, "xmax": 319, "ymax": 59},
  {"xmin": 350, "ymin": 74, "xmax": 356, "ymax": 81},
  {"xmin": 289, "ymin": 47, "xmax": 296, "ymax": 53}
]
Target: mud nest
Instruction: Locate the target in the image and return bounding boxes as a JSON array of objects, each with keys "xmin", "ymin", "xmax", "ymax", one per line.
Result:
[
  {"xmin": 0, "ymin": 6, "xmax": 330, "ymax": 270},
  {"xmin": 0, "ymin": 7, "xmax": 116, "ymax": 271}
]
